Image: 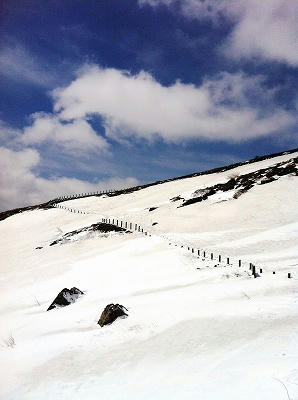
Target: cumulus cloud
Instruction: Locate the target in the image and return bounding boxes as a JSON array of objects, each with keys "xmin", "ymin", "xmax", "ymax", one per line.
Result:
[
  {"xmin": 52, "ymin": 65, "xmax": 295, "ymax": 143},
  {"xmin": 0, "ymin": 146, "xmax": 138, "ymax": 211},
  {"xmin": 139, "ymin": 0, "xmax": 298, "ymax": 66},
  {"xmin": 21, "ymin": 113, "xmax": 108, "ymax": 153},
  {"xmin": 0, "ymin": 121, "xmax": 19, "ymax": 146}
]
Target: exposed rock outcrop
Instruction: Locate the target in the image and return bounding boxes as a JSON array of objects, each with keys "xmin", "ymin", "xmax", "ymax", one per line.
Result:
[
  {"xmin": 49, "ymin": 222, "xmax": 128, "ymax": 246},
  {"xmin": 47, "ymin": 287, "xmax": 84, "ymax": 311},
  {"xmin": 97, "ymin": 304, "xmax": 128, "ymax": 327},
  {"xmin": 181, "ymin": 157, "xmax": 298, "ymax": 207}
]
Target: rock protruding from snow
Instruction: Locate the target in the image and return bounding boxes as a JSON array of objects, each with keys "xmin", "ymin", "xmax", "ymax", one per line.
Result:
[
  {"xmin": 181, "ymin": 156, "xmax": 298, "ymax": 207},
  {"xmin": 97, "ymin": 304, "xmax": 128, "ymax": 327},
  {"xmin": 49, "ymin": 222, "xmax": 127, "ymax": 246},
  {"xmin": 47, "ymin": 287, "xmax": 84, "ymax": 311}
]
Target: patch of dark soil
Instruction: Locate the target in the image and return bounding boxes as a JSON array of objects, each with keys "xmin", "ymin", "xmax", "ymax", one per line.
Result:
[
  {"xmin": 49, "ymin": 222, "xmax": 128, "ymax": 246},
  {"xmin": 181, "ymin": 156, "xmax": 297, "ymax": 207},
  {"xmin": 97, "ymin": 304, "xmax": 128, "ymax": 327},
  {"xmin": 47, "ymin": 287, "xmax": 84, "ymax": 311}
]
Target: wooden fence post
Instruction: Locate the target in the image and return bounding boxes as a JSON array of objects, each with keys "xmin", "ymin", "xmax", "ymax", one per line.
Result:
[{"xmin": 252, "ymin": 265, "xmax": 256, "ymax": 277}]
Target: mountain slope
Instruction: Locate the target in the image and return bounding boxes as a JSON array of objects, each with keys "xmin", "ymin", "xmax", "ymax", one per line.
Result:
[
  {"xmin": 61, "ymin": 150, "xmax": 298, "ymax": 272},
  {"xmin": 0, "ymin": 149, "xmax": 297, "ymax": 400}
]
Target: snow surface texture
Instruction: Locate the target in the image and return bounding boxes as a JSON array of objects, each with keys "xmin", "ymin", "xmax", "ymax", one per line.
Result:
[{"xmin": 0, "ymin": 151, "xmax": 297, "ymax": 399}]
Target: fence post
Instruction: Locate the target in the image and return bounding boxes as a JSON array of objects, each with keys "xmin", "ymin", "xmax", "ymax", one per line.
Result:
[
  {"xmin": 252, "ymin": 265, "xmax": 256, "ymax": 277},
  {"xmin": 227, "ymin": 257, "xmax": 230, "ymax": 264},
  {"xmin": 219, "ymin": 255, "xmax": 221, "ymax": 262},
  {"xmin": 198, "ymin": 250, "xmax": 200, "ymax": 256},
  {"xmin": 211, "ymin": 253, "xmax": 213, "ymax": 260},
  {"xmin": 288, "ymin": 273, "xmax": 291, "ymax": 279},
  {"xmin": 239, "ymin": 260, "xmax": 241, "ymax": 267},
  {"xmin": 203, "ymin": 251, "xmax": 206, "ymax": 257}
]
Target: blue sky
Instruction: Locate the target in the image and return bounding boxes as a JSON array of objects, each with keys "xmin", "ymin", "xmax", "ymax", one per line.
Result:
[{"xmin": 0, "ymin": 0, "xmax": 297, "ymax": 210}]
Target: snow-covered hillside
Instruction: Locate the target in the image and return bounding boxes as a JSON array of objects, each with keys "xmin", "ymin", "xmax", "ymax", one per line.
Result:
[{"xmin": 1, "ymin": 150, "xmax": 298, "ymax": 400}]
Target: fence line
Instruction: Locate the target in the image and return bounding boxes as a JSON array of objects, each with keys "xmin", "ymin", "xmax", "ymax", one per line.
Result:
[
  {"xmin": 52, "ymin": 203, "xmax": 293, "ymax": 280},
  {"xmin": 55, "ymin": 187, "xmax": 126, "ymax": 202}
]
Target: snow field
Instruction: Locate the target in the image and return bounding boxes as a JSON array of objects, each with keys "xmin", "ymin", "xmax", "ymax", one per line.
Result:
[{"xmin": 0, "ymin": 151, "xmax": 297, "ymax": 399}]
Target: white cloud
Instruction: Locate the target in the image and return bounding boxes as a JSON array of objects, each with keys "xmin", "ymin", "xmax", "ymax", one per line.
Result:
[
  {"xmin": 21, "ymin": 113, "xmax": 108, "ymax": 153},
  {"xmin": 52, "ymin": 65, "xmax": 295, "ymax": 143},
  {"xmin": 0, "ymin": 44, "xmax": 58, "ymax": 87},
  {"xmin": 139, "ymin": 0, "xmax": 298, "ymax": 66},
  {"xmin": 0, "ymin": 121, "xmax": 19, "ymax": 145},
  {"xmin": 0, "ymin": 146, "xmax": 138, "ymax": 211}
]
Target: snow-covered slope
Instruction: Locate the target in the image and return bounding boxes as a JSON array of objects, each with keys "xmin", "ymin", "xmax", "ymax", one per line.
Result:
[
  {"xmin": 62, "ymin": 150, "xmax": 298, "ymax": 272},
  {"xmin": 0, "ymin": 150, "xmax": 297, "ymax": 400}
]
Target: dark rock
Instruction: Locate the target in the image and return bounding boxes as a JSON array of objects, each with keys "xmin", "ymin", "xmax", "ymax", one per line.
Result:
[
  {"xmin": 97, "ymin": 304, "xmax": 128, "ymax": 327},
  {"xmin": 149, "ymin": 207, "xmax": 158, "ymax": 212},
  {"xmin": 170, "ymin": 196, "xmax": 184, "ymax": 202},
  {"xmin": 35, "ymin": 246, "xmax": 43, "ymax": 249},
  {"xmin": 47, "ymin": 287, "xmax": 84, "ymax": 311},
  {"xmin": 181, "ymin": 156, "xmax": 298, "ymax": 207},
  {"xmin": 152, "ymin": 222, "xmax": 158, "ymax": 226},
  {"xmin": 221, "ymin": 179, "xmax": 237, "ymax": 191},
  {"xmin": 49, "ymin": 222, "xmax": 127, "ymax": 246}
]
